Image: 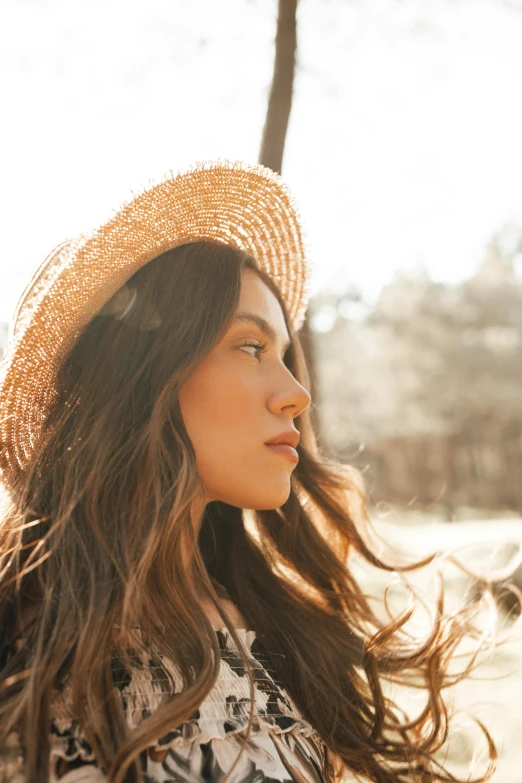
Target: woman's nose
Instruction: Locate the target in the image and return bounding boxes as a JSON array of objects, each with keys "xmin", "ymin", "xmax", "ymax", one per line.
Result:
[{"xmin": 270, "ymin": 374, "xmax": 311, "ymax": 417}]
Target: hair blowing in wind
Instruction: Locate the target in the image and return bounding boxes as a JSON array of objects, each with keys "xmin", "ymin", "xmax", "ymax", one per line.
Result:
[{"xmin": 0, "ymin": 241, "xmax": 495, "ymax": 783}]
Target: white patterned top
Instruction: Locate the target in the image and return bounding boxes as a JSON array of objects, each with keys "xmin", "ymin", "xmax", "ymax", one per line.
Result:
[{"xmin": 3, "ymin": 627, "xmax": 329, "ymax": 783}]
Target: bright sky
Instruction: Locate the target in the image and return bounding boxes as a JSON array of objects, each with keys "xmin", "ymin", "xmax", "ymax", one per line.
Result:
[{"xmin": 2, "ymin": 0, "xmax": 522, "ymax": 324}]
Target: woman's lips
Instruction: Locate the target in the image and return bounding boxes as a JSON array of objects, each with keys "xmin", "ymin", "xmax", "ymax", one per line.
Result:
[{"xmin": 265, "ymin": 443, "xmax": 299, "ymax": 462}]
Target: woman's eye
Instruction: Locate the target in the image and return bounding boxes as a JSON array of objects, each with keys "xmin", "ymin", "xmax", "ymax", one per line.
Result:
[{"xmin": 239, "ymin": 341, "xmax": 267, "ymax": 360}]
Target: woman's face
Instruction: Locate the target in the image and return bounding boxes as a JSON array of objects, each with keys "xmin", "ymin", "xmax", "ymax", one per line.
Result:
[{"xmin": 178, "ymin": 268, "xmax": 311, "ymax": 511}]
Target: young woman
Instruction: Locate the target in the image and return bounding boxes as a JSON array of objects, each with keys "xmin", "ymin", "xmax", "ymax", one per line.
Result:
[{"xmin": 0, "ymin": 162, "xmax": 493, "ymax": 783}]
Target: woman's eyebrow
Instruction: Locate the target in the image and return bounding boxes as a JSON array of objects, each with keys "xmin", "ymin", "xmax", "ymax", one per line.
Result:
[{"xmin": 232, "ymin": 312, "xmax": 291, "ymax": 352}]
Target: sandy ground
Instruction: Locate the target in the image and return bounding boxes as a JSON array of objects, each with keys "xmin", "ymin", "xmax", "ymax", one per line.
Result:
[{"xmin": 346, "ymin": 513, "xmax": 522, "ymax": 782}]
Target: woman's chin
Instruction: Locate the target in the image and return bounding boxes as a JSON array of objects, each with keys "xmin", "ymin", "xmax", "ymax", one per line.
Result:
[
  {"xmin": 211, "ymin": 472, "xmax": 293, "ymax": 511},
  {"xmin": 251, "ymin": 486, "xmax": 292, "ymax": 511}
]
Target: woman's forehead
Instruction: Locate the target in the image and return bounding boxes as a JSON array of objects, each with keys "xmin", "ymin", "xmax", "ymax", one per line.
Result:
[{"xmin": 236, "ymin": 271, "xmax": 290, "ymax": 342}]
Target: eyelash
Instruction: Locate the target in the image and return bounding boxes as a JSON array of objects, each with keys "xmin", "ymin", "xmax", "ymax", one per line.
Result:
[
  {"xmin": 240, "ymin": 340, "xmax": 269, "ymax": 360},
  {"xmin": 239, "ymin": 340, "xmax": 292, "ymax": 367}
]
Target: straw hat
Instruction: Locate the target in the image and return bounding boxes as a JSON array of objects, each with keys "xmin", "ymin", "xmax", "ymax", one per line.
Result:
[{"xmin": 0, "ymin": 160, "xmax": 311, "ymax": 490}]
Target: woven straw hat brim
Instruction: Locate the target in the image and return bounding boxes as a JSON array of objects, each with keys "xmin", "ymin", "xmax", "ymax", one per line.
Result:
[{"xmin": 0, "ymin": 160, "xmax": 311, "ymax": 489}]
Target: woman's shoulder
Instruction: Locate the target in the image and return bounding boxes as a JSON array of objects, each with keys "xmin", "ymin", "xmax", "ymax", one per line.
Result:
[
  {"xmin": 4, "ymin": 626, "xmax": 324, "ymax": 781},
  {"xmin": 51, "ymin": 626, "xmax": 317, "ymax": 740}
]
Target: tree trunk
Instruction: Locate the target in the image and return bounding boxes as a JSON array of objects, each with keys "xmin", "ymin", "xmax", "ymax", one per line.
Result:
[
  {"xmin": 259, "ymin": 0, "xmax": 298, "ymax": 174},
  {"xmin": 259, "ymin": 0, "xmax": 320, "ymax": 433}
]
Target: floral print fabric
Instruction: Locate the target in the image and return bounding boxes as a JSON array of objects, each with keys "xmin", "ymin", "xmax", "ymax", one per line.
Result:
[{"xmin": 3, "ymin": 628, "xmax": 328, "ymax": 783}]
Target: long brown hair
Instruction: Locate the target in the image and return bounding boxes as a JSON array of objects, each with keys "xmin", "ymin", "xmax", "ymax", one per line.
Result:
[{"xmin": 0, "ymin": 241, "xmax": 494, "ymax": 783}]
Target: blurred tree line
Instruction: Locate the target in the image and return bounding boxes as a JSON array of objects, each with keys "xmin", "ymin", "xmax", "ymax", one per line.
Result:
[{"xmin": 314, "ymin": 222, "xmax": 522, "ymax": 518}]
